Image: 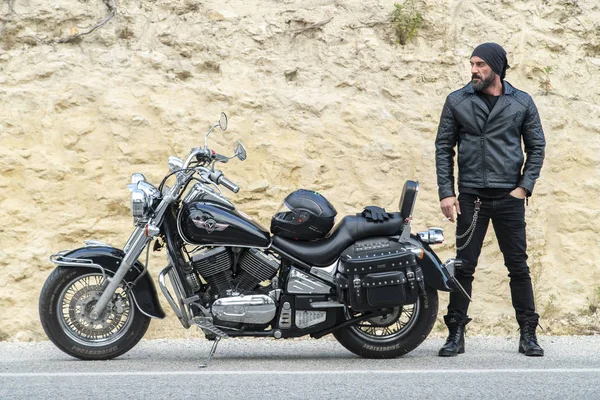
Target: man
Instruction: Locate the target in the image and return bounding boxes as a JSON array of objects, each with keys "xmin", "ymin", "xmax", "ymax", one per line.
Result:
[{"xmin": 435, "ymin": 43, "xmax": 546, "ymax": 357}]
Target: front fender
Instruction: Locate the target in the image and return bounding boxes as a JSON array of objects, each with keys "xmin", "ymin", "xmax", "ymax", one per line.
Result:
[
  {"xmin": 407, "ymin": 235, "xmax": 454, "ymax": 292},
  {"xmin": 52, "ymin": 246, "xmax": 166, "ymax": 319}
]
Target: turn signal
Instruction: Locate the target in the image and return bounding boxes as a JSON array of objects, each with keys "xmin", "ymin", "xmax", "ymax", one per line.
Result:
[
  {"xmin": 144, "ymin": 224, "xmax": 160, "ymax": 238},
  {"xmin": 410, "ymin": 247, "xmax": 425, "ymax": 260}
]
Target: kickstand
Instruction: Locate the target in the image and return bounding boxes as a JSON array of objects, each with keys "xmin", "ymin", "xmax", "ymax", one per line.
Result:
[{"xmin": 199, "ymin": 336, "xmax": 221, "ymax": 368}]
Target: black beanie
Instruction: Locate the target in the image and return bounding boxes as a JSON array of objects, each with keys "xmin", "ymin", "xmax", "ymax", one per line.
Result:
[{"xmin": 471, "ymin": 42, "xmax": 510, "ymax": 80}]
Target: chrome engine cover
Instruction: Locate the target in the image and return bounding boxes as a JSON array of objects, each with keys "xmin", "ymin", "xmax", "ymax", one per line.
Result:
[
  {"xmin": 211, "ymin": 294, "xmax": 276, "ymax": 324},
  {"xmin": 286, "ymin": 267, "xmax": 332, "ymax": 294},
  {"xmin": 295, "ymin": 310, "xmax": 327, "ymax": 329}
]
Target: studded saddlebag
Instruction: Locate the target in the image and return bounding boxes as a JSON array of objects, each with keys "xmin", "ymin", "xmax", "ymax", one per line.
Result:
[{"xmin": 335, "ymin": 237, "xmax": 424, "ymax": 311}]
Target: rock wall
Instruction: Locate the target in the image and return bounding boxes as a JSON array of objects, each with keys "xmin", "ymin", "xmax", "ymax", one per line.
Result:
[{"xmin": 1, "ymin": 0, "xmax": 599, "ymax": 341}]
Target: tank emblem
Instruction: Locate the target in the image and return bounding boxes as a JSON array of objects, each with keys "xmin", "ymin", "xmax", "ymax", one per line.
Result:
[{"xmin": 193, "ymin": 217, "xmax": 229, "ymax": 234}]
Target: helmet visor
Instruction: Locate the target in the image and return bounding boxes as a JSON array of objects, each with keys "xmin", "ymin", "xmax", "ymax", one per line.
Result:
[{"xmin": 274, "ymin": 201, "xmax": 308, "ymax": 224}]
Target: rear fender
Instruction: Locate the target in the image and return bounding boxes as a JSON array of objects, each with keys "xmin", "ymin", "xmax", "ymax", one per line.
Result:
[
  {"xmin": 51, "ymin": 246, "xmax": 166, "ymax": 319},
  {"xmin": 407, "ymin": 235, "xmax": 454, "ymax": 292}
]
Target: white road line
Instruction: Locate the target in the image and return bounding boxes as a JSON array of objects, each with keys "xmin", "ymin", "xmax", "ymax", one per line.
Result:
[{"xmin": 1, "ymin": 368, "xmax": 600, "ymax": 378}]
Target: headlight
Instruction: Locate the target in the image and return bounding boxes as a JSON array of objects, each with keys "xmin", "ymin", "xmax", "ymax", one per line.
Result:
[
  {"xmin": 137, "ymin": 181, "xmax": 160, "ymax": 198},
  {"xmin": 131, "ymin": 189, "xmax": 149, "ymax": 222},
  {"xmin": 128, "ymin": 173, "xmax": 160, "ymax": 225}
]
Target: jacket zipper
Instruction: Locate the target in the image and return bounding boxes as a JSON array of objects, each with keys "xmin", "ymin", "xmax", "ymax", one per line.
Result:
[
  {"xmin": 480, "ymin": 137, "xmax": 486, "ymax": 186},
  {"xmin": 481, "ymin": 122, "xmax": 488, "ymax": 187},
  {"xmin": 474, "ymin": 94, "xmax": 490, "ymax": 187}
]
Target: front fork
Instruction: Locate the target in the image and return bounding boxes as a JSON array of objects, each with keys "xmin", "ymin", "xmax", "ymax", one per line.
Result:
[
  {"xmin": 89, "ymin": 169, "xmax": 193, "ymax": 319},
  {"xmin": 89, "ymin": 226, "xmax": 151, "ymax": 319}
]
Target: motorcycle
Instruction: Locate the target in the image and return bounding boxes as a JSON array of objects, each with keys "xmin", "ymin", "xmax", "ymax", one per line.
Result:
[{"xmin": 39, "ymin": 113, "xmax": 467, "ymax": 365}]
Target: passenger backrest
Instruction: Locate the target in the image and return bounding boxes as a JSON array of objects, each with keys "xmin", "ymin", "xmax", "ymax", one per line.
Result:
[{"xmin": 399, "ymin": 180, "xmax": 419, "ymax": 221}]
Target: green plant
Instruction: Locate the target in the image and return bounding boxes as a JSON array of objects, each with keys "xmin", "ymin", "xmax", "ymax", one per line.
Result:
[
  {"xmin": 584, "ymin": 286, "xmax": 600, "ymax": 315},
  {"xmin": 539, "ymin": 66, "xmax": 553, "ymax": 95},
  {"xmin": 390, "ymin": 1, "xmax": 423, "ymax": 45},
  {"xmin": 542, "ymin": 293, "xmax": 560, "ymax": 319}
]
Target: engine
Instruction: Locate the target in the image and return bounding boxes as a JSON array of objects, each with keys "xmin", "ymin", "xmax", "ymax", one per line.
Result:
[
  {"xmin": 190, "ymin": 247, "xmax": 233, "ymax": 294},
  {"xmin": 189, "ymin": 247, "xmax": 280, "ymax": 326},
  {"xmin": 235, "ymin": 248, "xmax": 280, "ymax": 292},
  {"xmin": 190, "ymin": 247, "xmax": 279, "ymax": 295}
]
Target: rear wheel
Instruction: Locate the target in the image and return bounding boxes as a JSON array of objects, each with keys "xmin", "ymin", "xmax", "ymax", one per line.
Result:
[
  {"xmin": 39, "ymin": 267, "xmax": 151, "ymax": 360},
  {"xmin": 333, "ymin": 286, "xmax": 438, "ymax": 358}
]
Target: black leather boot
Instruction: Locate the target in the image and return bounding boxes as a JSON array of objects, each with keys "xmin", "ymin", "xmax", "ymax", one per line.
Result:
[
  {"xmin": 518, "ymin": 315, "xmax": 544, "ymax": 356},
  {"xmin": 438, "ymin": 315, "xmax": 472, "ymax": 357}
]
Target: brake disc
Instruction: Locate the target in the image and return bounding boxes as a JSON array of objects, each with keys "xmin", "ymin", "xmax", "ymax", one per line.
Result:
[{"xmin": 68, "ymin": 285, "xmax": 125, "ymax": 334}]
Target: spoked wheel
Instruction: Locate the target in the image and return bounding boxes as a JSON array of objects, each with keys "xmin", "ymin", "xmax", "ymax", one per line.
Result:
[
  {"xmin": 333, "ymin": 286, "xmax": 438, "ymax": 358},
  {"xmin": 39, "ymin": 267, "xmax": 151, "ymax": 360}
]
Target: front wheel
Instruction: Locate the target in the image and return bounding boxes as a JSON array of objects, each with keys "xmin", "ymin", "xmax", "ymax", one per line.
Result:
[
  {"xmin": 333, "ymin": 286, "xmax": 438, "ymax": 358},
  {"xmin": 39, "ymin": 267, "xmax": 151, "ymax": 360}
]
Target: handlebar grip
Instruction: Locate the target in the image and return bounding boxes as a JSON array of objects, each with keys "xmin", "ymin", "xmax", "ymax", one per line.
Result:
[
  {"xmin": 218, "ymin": 176, "xmax": 239, "ymax": 193},
  {"xmin": 214, "ymin": 153, "xmax": 229, "ymax": 163}
]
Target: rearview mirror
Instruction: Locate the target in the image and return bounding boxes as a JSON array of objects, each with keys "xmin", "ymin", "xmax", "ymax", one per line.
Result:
[
  {"xmin": 205, "ymin": 113, "xmax": 227, "ymax": 149},
  {"xmin": 219, "ymin": 112, "xmax": 228, "ymax": 131},
  {"xmin": 234, "ymin": 141, "xmax": 246, "ymax": 161}
]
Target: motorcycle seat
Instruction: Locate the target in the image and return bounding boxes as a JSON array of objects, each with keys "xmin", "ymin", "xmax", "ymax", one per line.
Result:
[{"xmin": 272, "ymin": 213, "xmax": 406, "ymax": 267}]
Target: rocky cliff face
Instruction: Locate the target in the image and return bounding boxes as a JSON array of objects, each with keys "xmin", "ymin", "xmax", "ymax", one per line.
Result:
[{"xmin": 1, "ymin": 0, "xmax": 599, "ymax": 341}]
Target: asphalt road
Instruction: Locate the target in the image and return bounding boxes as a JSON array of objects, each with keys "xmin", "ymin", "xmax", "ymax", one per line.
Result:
[{"xmin": 1, "ymin": 336, "xmax": 599, "ymax": 400}]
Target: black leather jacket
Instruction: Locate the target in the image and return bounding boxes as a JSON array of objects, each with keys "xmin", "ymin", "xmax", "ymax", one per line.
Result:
[{"xmin": 435, "ymin": 81, "xmax": 546, "ymax": 200}]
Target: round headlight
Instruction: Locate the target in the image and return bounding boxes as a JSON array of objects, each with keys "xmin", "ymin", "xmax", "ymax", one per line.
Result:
[
  {"xmin": 131, "ymin": 189, "xmax": 149, "ymax": 222},
  {"xmin": 127, "ymin": 174, "xmax": 160, "ymax": 225}
]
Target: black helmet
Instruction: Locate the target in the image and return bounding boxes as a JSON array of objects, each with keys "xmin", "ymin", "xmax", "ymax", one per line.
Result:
[{"xmin": 271, "ymin": 189, "xmax": 337, "ymax": 241}]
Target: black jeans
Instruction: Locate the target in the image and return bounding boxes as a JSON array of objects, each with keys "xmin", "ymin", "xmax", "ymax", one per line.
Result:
[{"xmin": 447, "ymin": 193, "xmax": 538, "ymax": 321}]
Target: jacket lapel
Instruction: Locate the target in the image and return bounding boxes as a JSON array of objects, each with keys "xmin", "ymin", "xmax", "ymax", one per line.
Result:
[
  {"xmin": 487, "ymin": 97, "xmax": 510, "ymax": 122},
  {"xmin": 472, "ymin": 94, "xmax": 489, "ymax": 114},
  {"xmin": 487, "ymin": 82, "xmax": 514, "ymax": 123},
  {"xmin": 471, "ymin": 95, "xmax": 488, "ymax": 133},
  {"xmin": 465, "ymin": 82, "xmax": 513, "ymax": 133}
]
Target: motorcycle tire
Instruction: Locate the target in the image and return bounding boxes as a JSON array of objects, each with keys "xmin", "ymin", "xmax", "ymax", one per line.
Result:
[
  {"xmin": 333, "ymin": 285, "xmax": 438, "ymax": 358},
  {"xmin": 39, "ymin": 267, "xmax": 151, "ymax": 360}
]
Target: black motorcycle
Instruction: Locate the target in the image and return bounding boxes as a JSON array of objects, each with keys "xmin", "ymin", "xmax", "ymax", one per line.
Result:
[{"xmin": 39, "ymin": 113, "xmax": 465, "ymax": 365}]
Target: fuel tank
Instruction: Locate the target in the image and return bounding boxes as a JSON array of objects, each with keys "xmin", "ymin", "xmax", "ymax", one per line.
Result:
[{"xmin": 179, "ymin": 202, "xmax": 271, "ymax": 247}]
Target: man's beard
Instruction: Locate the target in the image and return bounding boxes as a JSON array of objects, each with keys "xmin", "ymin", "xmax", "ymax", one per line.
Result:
[{"xmin": 471, "ymin": 71, "xmax": 496, "ymax": 91}]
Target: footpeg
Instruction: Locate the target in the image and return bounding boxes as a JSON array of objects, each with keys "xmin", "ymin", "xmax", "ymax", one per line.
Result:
[
  {"xmin": 190, "ymin": 316, "xmax": 229, "ymax": 339},
  {"xmin": 191, "ymin": 317, "xmax": 228, "ymax": 369}
]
